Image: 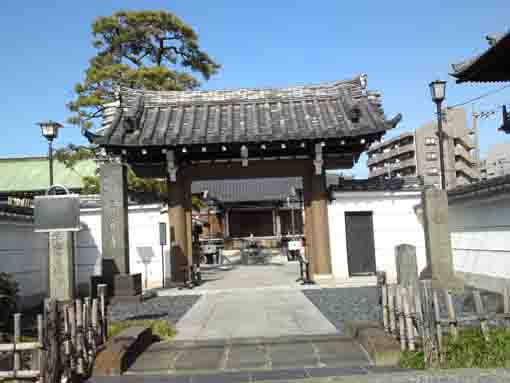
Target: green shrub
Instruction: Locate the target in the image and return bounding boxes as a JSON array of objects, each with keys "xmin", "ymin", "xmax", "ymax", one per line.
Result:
[
  {"xmin": 108, "ymin": 319, "xmax": 175, "ymax": 340},
  {"xmin": 0, "ymin": 272, "xmax": 19, "ymax": 334},
  {"xmin": 399, "ymin": 350, "xmax": 426, "ymax": 370},
  {"xmin": 399, "ymin": 328, "xmax": 510, "ymax": 370},
  {"xmin": 441, "ymin": 328, "xmax": 510, "ymax": 369}
]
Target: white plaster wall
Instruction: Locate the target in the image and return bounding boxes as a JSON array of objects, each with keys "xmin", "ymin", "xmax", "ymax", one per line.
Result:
[
  {"xmin": 1, "ymin": 204, "xmax": 168, "ymax": 309},
  {"xmin": 79, "ymin": 204, "xmax": 169, "ymax": 290},
  {"xmin": 328, "ymin": 191, "xmax": 426, "ymax": 282},
  {"xmin": 449, "ymin": 195, "xmax": 510, "ymax": 281},
  {"xmin": 0, "ymin": 220, "xmax": 48, "ymax": 308}
]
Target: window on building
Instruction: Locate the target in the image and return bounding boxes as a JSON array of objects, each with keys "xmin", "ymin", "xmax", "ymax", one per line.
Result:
[
  {"xmin": 425, "ymin": 137, "xmax": 436, "ymax": 145},
  {"xmin": 426, "ymin": 152, "xmax": 437, "ymax": 160}
]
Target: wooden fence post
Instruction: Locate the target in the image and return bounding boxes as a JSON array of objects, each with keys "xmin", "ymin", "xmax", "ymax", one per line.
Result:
[
  {"xmin": 98, "ymin": 284, "xmax": 108, "ymax": 343},
  {"xmin": 37, "ymin": 314, "xmax": 45, "ymax": 383},
  {"xmin": 503, "ymin": 286, "xmax": 510, "ymax": 329},
  {"xmin": 432, "ymin": 289, "xmax": 443, "ymax": 356},
  {"xmin": 13, "ymin": 313, "xmax": 21, "ymax": 376},
  {"xmin": 401, "ymin": 287, "xmax": 415, "ymax": 351},
  {"xmin": 382, "ymin": 284, "xmax": 390, "ymax": 333},
  {"xmin": 473, "ymin": 290, "xmax": 489, "ymax": 341},
  {"xmin": 44, "ymin": 300, "xmax": 61, "ymax": 383},
  {"xmin": 396, "ymin": 286, "xmax": 406, "ymax": 351},
  {"xmin": 444, "ymin": 289, "xmax": 458, "ymax": 340},
  {"xmin": 388, "ymin": 284, "xmax": 397, "ymax": 335}
]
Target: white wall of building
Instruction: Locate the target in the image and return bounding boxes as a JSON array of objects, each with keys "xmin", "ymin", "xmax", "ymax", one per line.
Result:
[
  {"xmin": 449, "ymin": 193, "xmax": 510, "ymax": 291},
  {"xmin": 79, "ymin": 204, "xmax": 169, "ymax": 290},
  {"xmin": 1, "ymin": 203, "xmax": 168, "ymax": 308},
  {"xmin": 0, "ymin": 219, "xmax": 48, "ymax": 308},
  {"xmin": 328, "ymin": 191, "xmax": 427, "ymax": 282}
]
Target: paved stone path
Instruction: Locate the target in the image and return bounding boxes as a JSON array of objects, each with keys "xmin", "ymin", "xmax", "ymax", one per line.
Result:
[{"xmin": 174, "ymin": 289, "xmax": 338, "ymax": 341}]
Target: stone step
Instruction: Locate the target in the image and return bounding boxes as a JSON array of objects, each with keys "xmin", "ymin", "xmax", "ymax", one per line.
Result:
[{"xmin": 126, "ymin": 336, "xmax": 372, "ymax": 376}]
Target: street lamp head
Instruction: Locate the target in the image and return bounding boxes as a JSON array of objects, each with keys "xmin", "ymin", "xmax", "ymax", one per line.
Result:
[
  {"xmin": 429, "ymin": 80, "xmax": 447, "ymax": 104},
  {"xmin": 38, "ymin": 120, "xmax": 62, "ymax": 142}
]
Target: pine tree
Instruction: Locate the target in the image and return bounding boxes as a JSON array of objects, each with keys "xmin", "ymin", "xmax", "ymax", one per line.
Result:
[
  {"xmin": 68, "ymin": 10, "xmax": 220, "ymax": 129},
  {"xmin": 58, "ymin": 10, "xmax": 218, "ymax": 208}
]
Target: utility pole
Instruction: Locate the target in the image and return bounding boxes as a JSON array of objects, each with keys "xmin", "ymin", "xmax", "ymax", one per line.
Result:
[{"xmin": 472, "ymin": 105, "xmax": 480, "ymax": 163}]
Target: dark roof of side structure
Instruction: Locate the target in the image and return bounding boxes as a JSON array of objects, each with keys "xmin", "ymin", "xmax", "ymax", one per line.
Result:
[
  {"xmin": 330, "ymin": 176, "xmax": 422, "ymax": 193},
  {"xmin": 191, "ymin": 175, "xmax": 341, "ymax": 203},
  {"xmin": 85, "ymin": 76, "xmax": 401, "ymax": 147},
  {"xmin": 451, "ymin": 32, "xmax": 510, "ymax": 83},
  {"xmin": 448, "ymin": 174, "xmax": 510, "ymax": 203}
]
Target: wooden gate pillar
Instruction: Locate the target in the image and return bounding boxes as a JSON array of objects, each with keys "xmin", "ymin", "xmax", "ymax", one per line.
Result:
[
  {"xmin": 167, "ymin": 172, "xmax": 190, "ymax": 283},
  {"xmin": 310, "ymin": 167, "xmax": 333, "ymax": 277},
  {"xmin": 303, "ymin": 170, "xmax": 315, "ymax": 276}
]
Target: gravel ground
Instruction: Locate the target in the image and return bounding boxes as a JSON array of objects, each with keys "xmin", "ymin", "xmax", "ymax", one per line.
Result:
[
  {"xmin": 303, "ymin": 287, "xmax": 382, "ymax": 334},
  {"xmin": 109, "ymin": 295, "xmax": 201, "ymax": 325}
]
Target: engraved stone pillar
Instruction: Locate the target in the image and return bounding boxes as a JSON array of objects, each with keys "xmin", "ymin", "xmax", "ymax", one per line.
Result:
[
  {"xmin": 167, "ymin": 173, "xmax": 189, "ymax": 283},
  {"xmin": 100, "ymin": 160, "xmax": 130, "ymax": 275},
  {"xmin": 310, "ymin": 168, "xmax": 332, "ymax": 276},
  {"xmin": 395, "ymin": 244, "xmax": 418, "ymax": 289},
  {"xmin": 422, "ymin": 188, "xmax": 464, "ymax": 292},
  {"xmin": 48, "ymin": 231, "xmax": 75, "ymax": 300}
]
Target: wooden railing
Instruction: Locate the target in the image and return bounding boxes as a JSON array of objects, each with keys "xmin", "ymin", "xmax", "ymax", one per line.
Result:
[{"xmin": 0, "ymin": 284, "xmax": 108, "ymax": 382}]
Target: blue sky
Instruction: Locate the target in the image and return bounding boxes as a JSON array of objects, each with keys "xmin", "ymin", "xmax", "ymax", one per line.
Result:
[{"xmin": 1, "ymin": 0, "xmax": 509, "ymax": 177}]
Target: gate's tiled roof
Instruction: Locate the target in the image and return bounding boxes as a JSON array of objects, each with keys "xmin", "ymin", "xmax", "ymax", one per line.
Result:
[{"xmin": 85, "ymin": 76, "xmax": 401, "ymax": 147}]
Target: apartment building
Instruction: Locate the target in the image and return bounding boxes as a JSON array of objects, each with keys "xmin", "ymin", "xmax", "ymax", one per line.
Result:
[
  {"xmin": 479, "ymin": 142, "xmax": 510, "ymax": 180},
  {"xmin": 367, "ymin": 108, "xmax": 479, "ymax": 189}
]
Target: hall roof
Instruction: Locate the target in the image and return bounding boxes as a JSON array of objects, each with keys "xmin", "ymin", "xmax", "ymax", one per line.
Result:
[
  {"xmin": 0, "ymin": 156, "xmax": 95, "ymax": 194},
  {"xmin": 85, "ymin": 76, "xmax": 401, "ymax": 148},
  {"xmin": 451, "ymin": 32, "xmax": 510, "ymax": 83}
]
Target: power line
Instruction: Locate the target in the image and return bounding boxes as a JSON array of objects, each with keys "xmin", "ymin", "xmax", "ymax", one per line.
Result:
[{"xmin": 447, "ymin": 84, "xmax": 510, "ymax": 110}]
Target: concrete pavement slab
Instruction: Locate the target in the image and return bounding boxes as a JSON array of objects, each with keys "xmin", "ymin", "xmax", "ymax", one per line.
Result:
[
  {"xmin": 226, "ymin": 344, "xmax": 267, "ymax": 370},
  {"xmin": 174, "ymin": 289, "xmax": 337, "ymax": 341}
]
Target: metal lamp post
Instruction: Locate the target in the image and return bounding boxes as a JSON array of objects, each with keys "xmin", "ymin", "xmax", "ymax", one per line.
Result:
[
  {"xmin": 429, "ymin": 80, "xmax": 447, "ymax": 190},
  {"xmin": 38, "ymin": 121, "xmax": 62, "ymax": 187}
]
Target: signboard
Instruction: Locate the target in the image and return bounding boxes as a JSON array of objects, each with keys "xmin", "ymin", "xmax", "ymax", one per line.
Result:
[
  {"xmin": 159, "ymin": 222, "xmax": 167, "ymax": 246},
  {"xmin": 34, "ymin": 194, "xmax": 81, "ymax": 232}
]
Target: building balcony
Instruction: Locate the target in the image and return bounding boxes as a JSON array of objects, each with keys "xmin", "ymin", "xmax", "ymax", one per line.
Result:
[
  {"xmin": 454, "ymin": 144, "xmax": 477, "ymax": 165},
  {"xmin": 369, "ymin": 157, "xmax": 416, "ymax": 178},
  {"xmin": 367, "ymin": 132, "xmax": 415, "ymax": 153},
  {"xmin": 455, "ymin": 160, "xmax": 479, "ymax": 181},
  {"xmin": 455, "ymin": 135, "xmax": 476, "ymax": 151},
  {"xmin": 367, "ymin": 142, "xmax": 416, "ymax": 166}
]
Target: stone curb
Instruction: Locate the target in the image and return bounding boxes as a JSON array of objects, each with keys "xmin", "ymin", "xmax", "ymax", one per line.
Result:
[
  {"xmin": 93, "ymin": 326, "xmax": 153, "ymax": 376},
  {"xmin": 345, "ymin": 320, "xmax": 401, "ymax": 367}
]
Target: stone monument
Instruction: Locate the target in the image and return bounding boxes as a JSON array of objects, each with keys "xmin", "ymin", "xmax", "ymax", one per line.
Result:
[{"xmin": 422, "ymin": 188, "xmax": 464, "ymax": 292}]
